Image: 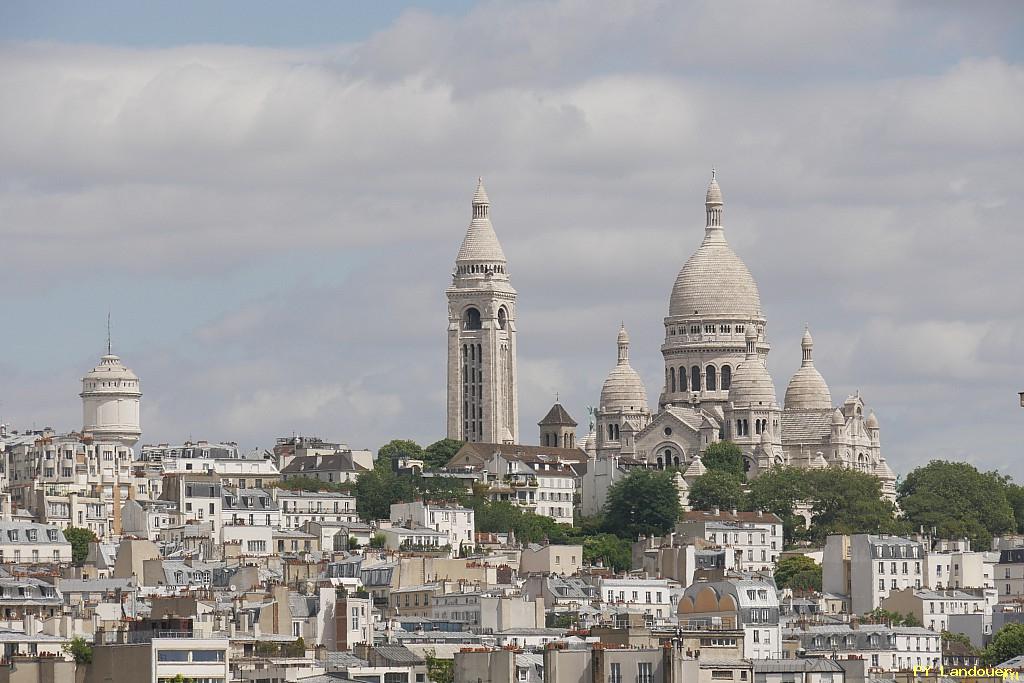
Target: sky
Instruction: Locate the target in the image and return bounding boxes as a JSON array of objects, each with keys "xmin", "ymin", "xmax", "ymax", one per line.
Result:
[{"xmin": 1, "ymin": 1, "xmax": 1022, "ymax": 479}]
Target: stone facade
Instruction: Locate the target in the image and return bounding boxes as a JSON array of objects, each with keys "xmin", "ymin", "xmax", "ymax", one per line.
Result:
[
  {"xmin": 593, "ymin": 173, "xmax": 895, "ymax": 494},
  {"xmin": 446, "ymin": 178, "xmax": 519, "ymax": 444}
]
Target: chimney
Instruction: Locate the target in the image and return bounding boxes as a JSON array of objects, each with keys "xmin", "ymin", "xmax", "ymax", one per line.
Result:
[
  {"xmin": 1, "ymin": 495, "xmax": 11, "ymax": 522},
  {"xmin": 128, "ymin": 484, "xmax": 137, "ymax": 501},
  {"xmin": 756, "ymin": 510, "xmax": 763, "ymax": 518}
]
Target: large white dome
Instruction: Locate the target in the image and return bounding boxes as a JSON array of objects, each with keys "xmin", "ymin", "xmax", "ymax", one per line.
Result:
[
  {"xmin": 668, "ymin": 176, "xmax": 762, "ymax": 319},
  {"xmin": 729, "ymin": 328, "xmax": 777, "ymax": 408}
]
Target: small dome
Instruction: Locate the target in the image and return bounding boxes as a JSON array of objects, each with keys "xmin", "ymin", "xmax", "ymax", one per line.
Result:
[
  {"xmin": 83, "ymin": 354, "xmax": 139, "ymax": 383},
  {"xmin": 784, "ymin": 327, "xmax": 832, "ymax": 410},
  {"xmin": 865, "ymin": 411, "xmax": 879, "ymax": 429},
  {"xmin": 832, "ymin": 408, "xmax": 845, "ymax": 426},
  {"xmin": 600, "ymin": 366, "xmax": 648, "ymax": 412},
  {"xmin": 729, "ymin": 355, "xmax": 777, "ymax": 408},
  {"xmin": 600, "ymin": 326, "xmax": 648, "ymax": 411}
]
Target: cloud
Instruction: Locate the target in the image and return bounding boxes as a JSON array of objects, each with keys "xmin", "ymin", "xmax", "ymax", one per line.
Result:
[{"xmin": 1, "ymin": 0, "xmax": 1022, "ymax": 478}]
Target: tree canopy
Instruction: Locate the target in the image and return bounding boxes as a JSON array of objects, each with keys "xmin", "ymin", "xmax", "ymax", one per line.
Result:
[
  {"xmin": 424, "ymin": 439, "xmax": 464, "ymax": 469},
  {"xmin": 604, "ymin": 469, "xmax": 681, "ymax": 539},
  {"xmin": 774, "ymin": 555, "xmax": 822, "ymax": 592},
  {"xmin": 899, "ymin": 460, "xmax": 1016, "ymax": 549},
  {"xmin": 982, "ymin": 623, "xmax": 1024, "ymax": 665},
  {"xmin": 803, "ymin": 468, "xmax": 906, "ymax": 544},
  {"xmin": 63, "ymin": 527, "xmax": 97, "ymax": 564},
  {"xmin": 377, "ymin": 439, "xmax": 423, "ymax": 467},
  {"xmin": 700, "ymin": 441, "xmax": 746, "ymax": 479},
  {"xmin": 688, "ymin": 470, "xmax": 745, "ymax": 511}
]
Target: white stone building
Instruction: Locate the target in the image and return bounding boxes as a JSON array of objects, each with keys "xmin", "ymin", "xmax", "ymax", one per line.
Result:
[
  {"xmin": 598, "ymin": 577, "xmax": 673, "ymax": 620},
  {"xmin": 678, "ymin": 576, "xmax": 782, "ymax": 660},
  {"xmin": 277, "ymin": 490, "xmax": 359, "ymax": 529},
  {"xmin": 588, "ymin": 175, "xmax": 895, "ymax": 493},
  {"xmin": 0, "ymin": 520, "xmax": 72, "ymax": 565},
  {"xmin": 80, "ymin": 347, "xmax": 141, "ymax": 447},
  {"xmin": 446, "ymin": 179, "xmax": 518, "ymax": 444},
  {"xmin": 677, "ymin": 509, "xmax": 783, "ymax": 574},
  {"xmin": 823, "ymin": 534, "xmax": 926, "ymax": 615},
  {"xmin": 390, "ymin": 501, "xmax": 475, "ymax": 554}
]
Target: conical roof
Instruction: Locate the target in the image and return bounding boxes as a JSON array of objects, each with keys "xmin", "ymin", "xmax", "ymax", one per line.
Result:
[
  {"xmin": 455, "ymin": 178, "xmax": 506, "ymax": 264},
  {"xmin": 539, "ymin": 403, "xmax": 577, "ymax": 427},
  {"xmin": 683, "ymin": 455, "xmax": 707, "ymax": 479}
]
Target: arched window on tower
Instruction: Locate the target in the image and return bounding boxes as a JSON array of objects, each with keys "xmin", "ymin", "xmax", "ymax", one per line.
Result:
[
  {"xmin": 679, "ymin": 367, "xmax": 687, "ymax": 392},
  {"xmin": 691, "ymin": 366, "xmax": 701, "ymax": 392},
  {"xmin": 497, "ymin": 307, "xmax": 507, "ymax": 330},
  {"xmin": 613, "ymin": 424, "xmax": 620, "ymax": 440},
  {"xmin": 706, "ymin": 366, "xmax": 717, "ymax": 391},
  {"xmin": 608, "ymin": 424, "xmax": 614, "ymax": 441},
  {"xmin": 464, "ymin": 307, "xmax": 482, "ymax": 330},
  {"xmin": 670, "ymin": 368, "xmax": 676, "ymax": 393},
  {"xmin": 721, "ymin": 365, "xmax": 732, "ymax": 390}
]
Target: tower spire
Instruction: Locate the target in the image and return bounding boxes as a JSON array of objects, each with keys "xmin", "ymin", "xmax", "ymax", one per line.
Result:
[
  {"xmin": 107, "ymin": 311, "xmax": 112, "ymax": 355},
  {"xmin": 705, "ymin": 169, "xmax": 723, "ymax": 228}
]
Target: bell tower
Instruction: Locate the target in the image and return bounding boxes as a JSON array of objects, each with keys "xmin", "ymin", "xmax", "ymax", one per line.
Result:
[{"xmin": 446, "ymin": 178, "xmax": 519, "ymax": 444}]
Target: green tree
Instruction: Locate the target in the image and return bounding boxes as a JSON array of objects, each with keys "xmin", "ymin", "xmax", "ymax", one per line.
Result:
[
  {"xmin": 604, "ymin": 469, "xmax": 681, "ymax": 539},
  {"xmin": 369, "ymin": 533, "xmax": 386, "ymax": 548},
  {"xmin": 806, "ymin": 469, "xmax": 906, "ymax": 543},
  {"xmin": 899, "ymin": 461, "xmax": 1016, "ymax": 549},
  {"xmin": 864, "ymin": 608, "xmax": 920, "ymax": 627},
  {"xmin": 63, "ymin": 527, "xmax": 97, "ymax": 564},
  {"xmin": 1004, "ymin": 482, "xmax": 1024, "ymax": 534},
  {"xmin": 774, "ymin": 555, "xmax": 822, "ymax": 591},
  {"xmin": 700, "ymin": 441, "xmax": 746, "ymax": 479},
  {"xmin": 582, "ymin": 534, "xmax": 632, "ymax": 572},
  {"xmin": 425, "ymin": 650, "xmax": 454, "ymax": 683},
  {"xmin": 424, "ymin": 439, "xmax": 464, "ymax": 469},
  {"xmin": 747, "ymin": 466, "xmax": 813, "ymax": 544},
  {"xmin": 982, "ymin": 623, "xmax": 1024, "ymax": 666},
  {"xmin": 377, "ymin": 439, "xmax": 423, "ymax": 469},
  {"xmin": 688, "ymin": 471, "xmax": 745, "ymax": 511},
  {"xmin": 63, "ymin": 636, "xmax": 93, "ymax": 664},
  {"xmin": 354, "ymin": 468, "xmax": 415, "ymax": 521}
]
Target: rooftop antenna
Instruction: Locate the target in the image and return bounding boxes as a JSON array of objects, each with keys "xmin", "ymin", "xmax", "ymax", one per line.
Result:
[{"xmin": 107, "ymin": 310, "xmax": 112, "ymax": 355}]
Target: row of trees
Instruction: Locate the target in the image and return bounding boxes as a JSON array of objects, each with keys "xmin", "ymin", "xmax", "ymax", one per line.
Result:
[{"xmin": 686, "ymin": 442, "xmax": 1024, "ymax": 550}]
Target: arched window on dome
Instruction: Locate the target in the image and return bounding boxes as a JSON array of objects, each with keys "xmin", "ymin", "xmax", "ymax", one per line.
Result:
[
  {"xmin": 614, "ymin": 424, "xmax": 620, "ymax": 440},
  {"xmin": 721, "ymin": 365, "xmax": 732, "ymax": 390},
  {"xmin": 497, "ymin": 307, "xmax": 508, "ymax": 330},
  {"xmin": 608, "ymin": 424, "xmax": 614, "ymax": 441},
  {"xmin": 706, "ymin": 366, "xmax": 717, "ymax": 391},
  {"xmin": 670, "ymin": 369, "xmax": 676, "ymax": 393},
  {"xmin": 679, "ymin": 367, "xmax": 687, "ymax": 392},
  {"xmin": 464, "ymin": 307, "xmax": 482, "ymax": 330},
  {"xmin": 691, "ymin": 366, "xmax": 701, "ymax": 392}
]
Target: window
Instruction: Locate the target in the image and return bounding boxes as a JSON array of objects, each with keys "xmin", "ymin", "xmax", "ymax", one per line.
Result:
[
  {"xmin": 711, "ymin": 672, "xmax": 734, "ymax": 680},
  {"xmin": 191, "ymin": 650, "xmax": 225, "ymax": 662},
  {"xmin": 637, "ymin": 662, "xmax": 654, "ymax": 683},
  {"xmin": 610, "ymin": 663, "xmax": 622, "ymax": 683},
  {"xmin": 721, "ymin": 365, "xmax": 731, "ymax": 390},
  {"xmin": 157, "ymin": 650, "xmax": 189, "ymax": 662}
]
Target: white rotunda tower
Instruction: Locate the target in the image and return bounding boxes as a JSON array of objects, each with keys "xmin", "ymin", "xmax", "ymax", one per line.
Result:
[
  {"xmin": 80, "ymin": 338, "xmax": 142, "ymax": 447},
  {"xmin": 445, "ymin": 178, "xmax": 519, "ymax": 444},
  {"xmin": 660, "ymin": 172, "xmax": 769, "ymax": 419}
]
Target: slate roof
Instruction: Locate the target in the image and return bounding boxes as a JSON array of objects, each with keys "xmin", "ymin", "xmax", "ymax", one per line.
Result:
[
  {"xmin": 281, "ymin": 452, "xmax": 368, "ymax": 475},
  {"xmin": 373, "ymin": 644, "xmax": 425, "ymax": 665},
  {"xmin": 448, "ymin": 443, "xmax": 587, "ymax": 470},
  {"xmin": 538, "ymin": 403, "xmax": 577, "ymax": 427},
  {"xmin": 780, "ymin": 409, "xmax": 834, "ymax": 443}
]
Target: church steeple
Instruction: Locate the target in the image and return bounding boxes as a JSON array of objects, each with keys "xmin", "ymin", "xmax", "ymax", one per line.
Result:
[
  {"xmin": 447, "ymin": 178, "xmax": 519, "ymax": 444},
  {"xmin": 705, "ymin": 169, "xmax": 723, "ymax": 228}
]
